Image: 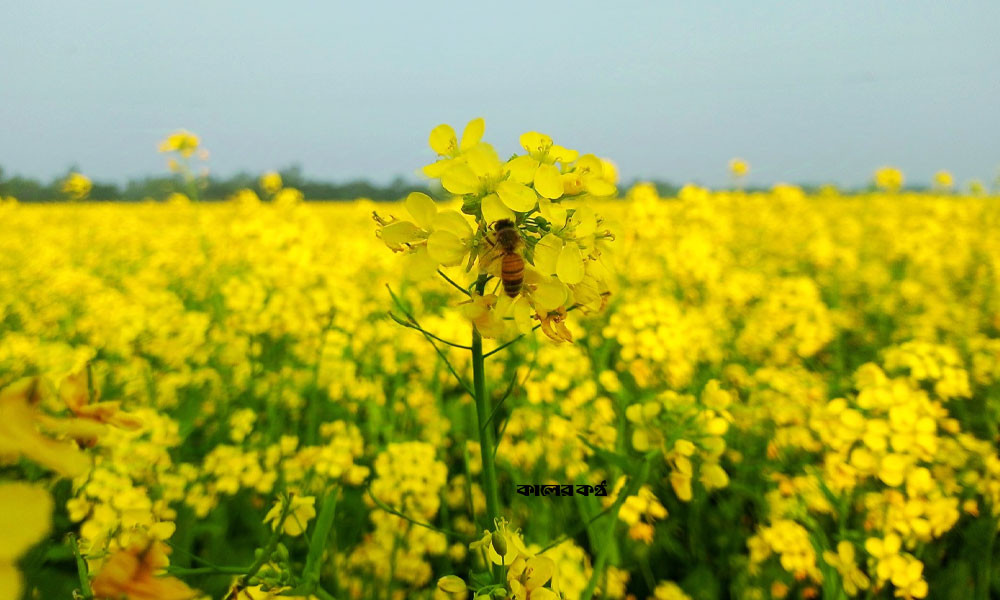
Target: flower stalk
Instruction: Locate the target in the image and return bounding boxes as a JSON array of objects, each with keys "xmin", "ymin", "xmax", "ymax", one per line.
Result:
[{"xmin": 471, "ymin": 274, "xmax": 503, "ymax": 582}]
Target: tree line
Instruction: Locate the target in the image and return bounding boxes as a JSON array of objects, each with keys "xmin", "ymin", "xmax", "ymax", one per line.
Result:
[{"xmin": 0, "ymin": 165, "xmax": 442, "ymax": 202}]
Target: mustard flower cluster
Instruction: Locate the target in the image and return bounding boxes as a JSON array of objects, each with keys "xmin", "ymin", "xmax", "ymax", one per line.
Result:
[
  {"xmin": 375, "ymin": 119, "xmax": 618, "ymax": 342},
  {"xmin": 61, "ymin": 172, "xmax": 93, "ymax": 201},
  {"xmin": 347, "ymin": 442, "xmax": 449, "ymax": 595},
  {"xmin": 2, "ymin": 151, "xmax": 999, "ymax": 600},
  {"xmin": 626, "ymin": 380, "xmax": 734, "ymax": 501}
]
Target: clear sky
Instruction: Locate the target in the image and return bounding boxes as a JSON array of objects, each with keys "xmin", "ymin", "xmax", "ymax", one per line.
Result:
[{"xmin": 2, "ymin": 1, "xmax": 998, "ymax": 188}]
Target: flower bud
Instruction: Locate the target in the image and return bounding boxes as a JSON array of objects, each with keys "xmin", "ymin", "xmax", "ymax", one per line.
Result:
[
  {"xmin": 490, "ymin": 531, "xmax": 507, "ymax": 557},
  {"xmin": 437, "ymin": 575, "xmax": 468, "ymax": 599},
  {"xmin": 274, "ymin": 543, "xmax": 289, "ymax": 561}
]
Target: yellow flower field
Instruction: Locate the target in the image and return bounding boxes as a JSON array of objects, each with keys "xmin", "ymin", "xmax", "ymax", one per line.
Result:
[{"xmin": 2, "ymin": 130, "xmax": 1000, "ymax": 600}]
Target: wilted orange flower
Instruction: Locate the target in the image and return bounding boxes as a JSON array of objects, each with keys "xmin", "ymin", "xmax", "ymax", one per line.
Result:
[
  {"xmin": 59, "ymin": 368, "xmax": 143, "ymax": 431},
  {"xmin": 91, "ymin": 541, "xmax": 198, "ymax": 600},
  {"xmin": 538, "ymin": 309, "xmax": 573, "ymax": 343},
  {"xmin": 0, "ymin": 378, "xmax": 91, "ymax": 478}
]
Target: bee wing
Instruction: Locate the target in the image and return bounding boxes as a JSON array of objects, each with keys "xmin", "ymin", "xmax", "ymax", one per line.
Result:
[{"xmin": 478, "ymin": 237, "xmax": 505, "ymax": 276}]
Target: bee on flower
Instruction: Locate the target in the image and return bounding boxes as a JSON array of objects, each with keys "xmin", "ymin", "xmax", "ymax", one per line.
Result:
[{"xmin": 375, "ymin": 118, "xmax": 617, "ymax": 342}]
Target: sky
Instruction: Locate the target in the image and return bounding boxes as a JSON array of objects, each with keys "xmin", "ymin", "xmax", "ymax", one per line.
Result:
[{"xmin": 1, "ymin": 1, "xmax": 999, "ymax": 189}]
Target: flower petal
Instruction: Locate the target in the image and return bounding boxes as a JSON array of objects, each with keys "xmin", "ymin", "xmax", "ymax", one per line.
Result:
[
  {"xmin": 422, "ymin": 158, "xmax": 456, "ymax": 179},
  {"xmin": 534, "ymin": 164, "xmax": 564, "ymax": 199},
  {"xmin": 0, "ymin": 563, "xmax": 22, "ymax": 600},
  {"xmin": 427, "ymin": 230, "xmax": 467, "ymax": 266},
  {"xmin": 531, "ymin": 589, "xmax": 559, "ymax": 600},
  {"xmin": 556, "ymin": 244, "xmax": 586, "ymax": 285},
  {"xmin": 550, "ymin": 144, "xmax": 579, "ymax": 164},
  {"xmin": 569, "ymin": 205, "xmax": 596, "ymax": 237},
  {"xmin": 570, "ymin": 276, "xmax": 602, "ymax": 310},
  {"xmin": 585, "ymin": 177, "xmax": 616, "ymax": 197},
  {"xmin": 538, "ymin": 199, "xmax": 567, "ymax": 228},
  {"xmin": 533, "ymin": 234, "xmax": 563, "ymax": 274},
  {"xmin": 460, "ymin": 118, "xmax": 485, "ymax": 151},
  {"xmin": 600, "ymin": 158, "xmax": 619, "ymax": 183},
  {"xmin": 380, "ymin": 221, "xmax": 424, "ymax": 249},
  {"xmin": 441, "ymin": 164, "xmax": 479, "ymax": 195},
  {"xmin": 497, "ymin": 181, "xmax": 538, "ymax": 212},
  {"xmin": 465, "ymin": 144, "xmax": 502, "ymax": 178},
  {"xmin": 482, "ymin": 193, "xmax": 515, "ymax": 225},
  {"xmin": 0, "ymin": 483, "xmax": 52, "ymax": 561},
  {"xmin": 405, "ymin": 192, "xmax": 437, "ymax": 230},
  {"xmin": 531, "ymin": 276, "xmax": 568, "ymax": 311},
  {"xmin": 520, "ymin": 132, "xmax": 553, "ymax": 155},
  {"xmin": 404, "ymin": 246, "xmax": 438, "ymax": 280},
  {"xmin": 505, "ymin": 155, "xmax": 538, "ymax": 184},
  {"xmin": 575, "ymin": 154, "xmax": 604, "ymax": 174},
  {"xmin": 524, "ymin": 555, "xmax": 555, "ymax": 589},
  {"xmin": 511, "ymin": 296, "xmax": 533, "ymax": 333},
  {"xmin": 434, "ymin": 210, "xmax": 473, "ymax": 237},
  {"xmin": 429, "ymin": 124, "xmax": 458, "ymax": 156}
]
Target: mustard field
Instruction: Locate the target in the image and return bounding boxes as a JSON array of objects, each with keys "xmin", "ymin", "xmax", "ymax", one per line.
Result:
[{"xmin": 2, "ymin": 126, "xmax": 1000, "ymax": 600}]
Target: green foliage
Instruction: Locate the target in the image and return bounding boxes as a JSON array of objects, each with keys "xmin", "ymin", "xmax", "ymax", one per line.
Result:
[{"xmin": 0, "ymin": 164, "xmax": 436, "ymax": 202}]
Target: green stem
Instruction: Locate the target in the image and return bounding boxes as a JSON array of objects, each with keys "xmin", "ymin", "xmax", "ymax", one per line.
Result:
[
  {"xmin": 387, "ymin": 285, "xmax": 473, "ymax": 394},
  {"xmin": 303, "ymin": 488, "xmax": 340, "ymax": 587},
  {"xmin": 438, "ymin": 269, "xmax": 472, "ymax": 296},
  {"xmin": 312, "ymin": 586, "xmax": 338, "ymax": 600},
  {"xmin": 166, "ymin": 565, "xmax": 248, "ymax": 576},
  {"xmin": 579, "ymin": 459, "xmax": 652, "ymax": 600},
  {"xmin": 472, "ymin": 274, "xmax": 502, "ymax": 583},
  {"xmin": 368, "ymin": 487, "xmax": 469, "ymax": 540},
  {"xmin": 69, "ymin": 534, "xmax": 93, "ymax": 599},
  {"xmin": 977, "ymin": 515, "xmax": 997, "ymax": 600},
  {"xmin": 389, "ymin": 312, "xmax": 472, "ymax": 349}
]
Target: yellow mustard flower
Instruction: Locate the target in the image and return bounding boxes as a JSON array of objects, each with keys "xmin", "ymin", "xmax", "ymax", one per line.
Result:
[
  {"xmin": 264, "ymin": 494, "xmax": 316, "ymax": 537},
  {"xmin": 874, "ymin": 166, "xmax": 904, "ymax": 191},
  {"xmin": 0, "ymin": 482, "xmax": 53, "ymax": 600},
  {"xmin": 822, "ymin": 541, "xmax": 869, "ymax": 596},
  {"xmin": 423, "ymin": 117, "xmax": 486, "ymax": 178},
  {"xmin": 158, "ymin": 130, "xmax": 200, "ymax": 158},
  {"xmin": 507, "ymin": 554, "xmax": 558, "ymax": 600},
  {"xmin": 260, "ymin": 171, "xmax": 283, "ymax": 195},
  {"xmin": 505, "ymin": 131, "xmax": 579, "ymax": 199},
  {"xmin": 651, "ymin": 580, "xmax": 692, "ymax": 600},
  {"xmin": 62, "ymin": 172, "xmax": 93, "ymax": 201},
  {"xmin": 933, "ymin": 170, "xmax": 953, "ymax": 190},
  {"xmin": 728, "ymin": 158, "xmax": 749, "ymax": 178}
]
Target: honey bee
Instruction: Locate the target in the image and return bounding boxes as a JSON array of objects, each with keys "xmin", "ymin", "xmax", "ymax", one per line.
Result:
[{"xmin": 487, "ymin": 219, "xmax": 525, "ymax": 297}]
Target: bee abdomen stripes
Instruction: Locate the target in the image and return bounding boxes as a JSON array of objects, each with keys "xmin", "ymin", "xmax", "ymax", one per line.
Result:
[{"xmin": 501, "ymin": 253, "xmax": 524, "ymax": 297}]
